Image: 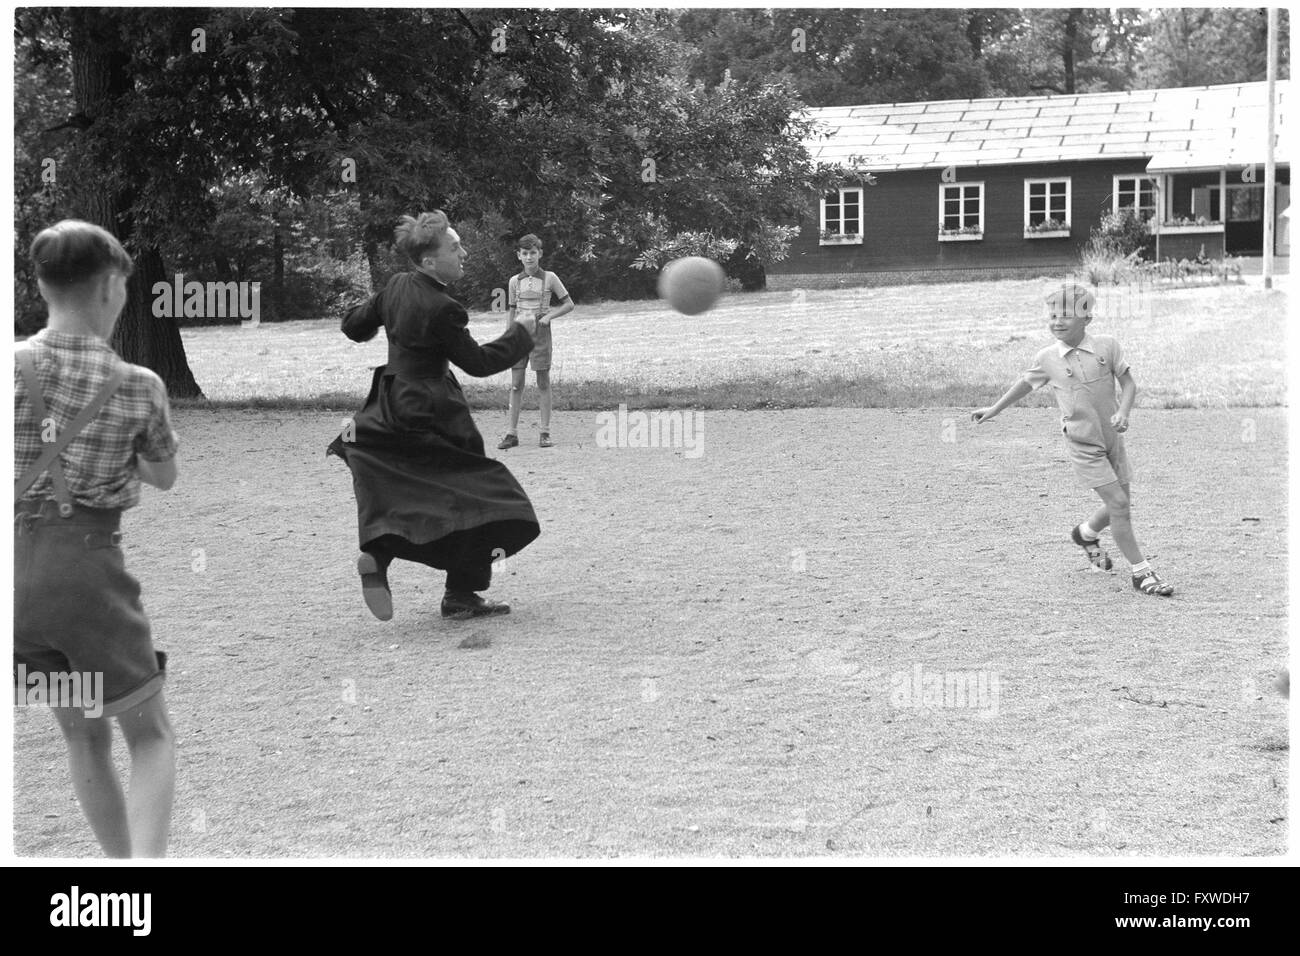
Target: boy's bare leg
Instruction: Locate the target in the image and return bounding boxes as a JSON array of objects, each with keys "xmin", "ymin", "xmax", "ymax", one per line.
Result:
[
  {"xmin": 507, "ymin": 367, "xmax": 526, "ymax": 434},
  {"xmin": 1086, "ymin": 502, "xmax": 1111, "ymax": 533},
  {"xmin": 115, "ymin": 691, "xmax": 175, "ymax": 857},
  {"xmin": 1095, "ymin": 481, "xmax": 1142, "ymax": 565},
  {"xmin": 536, "ymin": 369, "xmax": 551, "ymax": 433},
  {"xmin": 51, "ymin": 706, "xmax": 131, "ymax": 857}
]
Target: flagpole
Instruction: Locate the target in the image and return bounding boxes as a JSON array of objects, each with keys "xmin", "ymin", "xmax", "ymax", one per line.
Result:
[{"xmin": 1264, "ymin": 6, "xmax": 1277, "ymax": 289}]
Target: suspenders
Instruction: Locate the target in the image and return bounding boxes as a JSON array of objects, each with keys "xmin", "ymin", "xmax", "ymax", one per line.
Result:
[
  {"xmin": 514, "ymin": 271, "xmax": 552, "ymax": 314},
  {"xmin": 14, "ymin": 344, "xmax": 130, "ymax": 517}
]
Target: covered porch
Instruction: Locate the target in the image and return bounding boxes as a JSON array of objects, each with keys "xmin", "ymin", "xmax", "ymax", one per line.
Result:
[{"xmin": 1147, "ymin": 148, "xmax": 1290, "ymax": 259}]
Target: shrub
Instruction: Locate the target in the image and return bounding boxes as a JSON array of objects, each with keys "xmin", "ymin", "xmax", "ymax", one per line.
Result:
[
  {"xmin": 1079, "ymin": 245, "xmax": 1146, "ymax": 287},
  {"xmin": 1090, "ymin": 209, "xmax": 1151, "ymax": 258}
]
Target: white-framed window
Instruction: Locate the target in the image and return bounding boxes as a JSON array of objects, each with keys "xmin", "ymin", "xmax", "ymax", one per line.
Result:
[
  {"xmin": 1024, "ymin": 178, "xmax": 1071, "ymax": 228},
  {"xmin": 820, "ymin": 187, "xmax": 864, "ymax": 241},
  {"xmin": 938, "ymin": 182, "xmax": 984, "ymax": 237},
  {"xmin": 1113, "ymin": 175, "xmax": 1158, "ymax": 220}
]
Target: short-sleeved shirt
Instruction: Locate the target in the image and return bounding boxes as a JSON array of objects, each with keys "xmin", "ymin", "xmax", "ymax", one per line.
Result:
[
  {"xmin": 1021, "ymin": 333, "xmax": 1130, "ymax": 448},
  {"xmin": 507, "ymin": 270, "xmax": 567, "ymax": 318},
  {"xmin": 507, "ymin": 270, "xmax": 568, "ymax": 369},
  {"xmin": 14, "ymin": 329, "xmax": 179, "ymax": 510}
]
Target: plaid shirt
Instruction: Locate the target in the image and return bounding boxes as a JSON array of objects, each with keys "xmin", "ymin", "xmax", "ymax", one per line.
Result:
[{"xmin": 14, "ymin": 329, "xmax": 178, "ymax": 510}]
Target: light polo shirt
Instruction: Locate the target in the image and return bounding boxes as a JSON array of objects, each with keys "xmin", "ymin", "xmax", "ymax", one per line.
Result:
[{"xmin": 1021, "ymin": 333, "xmax": 1130, "ymax": 447}]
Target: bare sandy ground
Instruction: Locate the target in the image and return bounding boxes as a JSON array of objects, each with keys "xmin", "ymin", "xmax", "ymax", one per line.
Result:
[{"xmin": 13, "ymin": 406, "xmax": 1288, "ymax": 857}]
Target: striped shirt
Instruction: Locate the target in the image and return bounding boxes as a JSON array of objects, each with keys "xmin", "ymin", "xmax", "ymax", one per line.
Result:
[
  {"xmin": 14, "ymin": 329, "xmax": 178, "ymax": 510},
  {"xmin": 507, "ymin": 270, "xmax": 567, "ymax": 318}
]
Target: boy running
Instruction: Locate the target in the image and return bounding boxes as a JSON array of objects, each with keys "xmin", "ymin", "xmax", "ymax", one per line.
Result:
[
  {"xmin": 971, "ymin": 281, "xmax": 1174, "ymax": 596},
  {"xmin": 14, "ymin": 220, "xmax": 180, "ymax": 855},
  {"xmin": 498, "ymin": 234, "xmax": 573, "ymax": 449}
]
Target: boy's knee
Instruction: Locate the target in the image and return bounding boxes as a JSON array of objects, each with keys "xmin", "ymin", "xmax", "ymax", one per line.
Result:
[
  {"xmin": 118, "ymin": 699, "xmax": 174, "ymax": 749},
  {"xmin": 56, "ymin": 711, "xmax": 112, "ymax": 749}
]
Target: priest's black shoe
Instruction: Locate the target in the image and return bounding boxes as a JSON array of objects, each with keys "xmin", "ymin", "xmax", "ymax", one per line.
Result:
[{"xmin": 441, "ymin": 591, "xmax": 511, "ymax": 619}]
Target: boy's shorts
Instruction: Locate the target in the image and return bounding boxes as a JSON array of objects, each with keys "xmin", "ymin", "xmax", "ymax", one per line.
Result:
[
  {"xmin": 13, "ymin": 501, "xmax": 166, "ymax": 718},
  {"xmin": 1065, "ymin": 433, "xmax": 1134, "ymax": 489},
  {"xmin": 511, "ymin": 316, "xmax": 552, "ymax": 372}
]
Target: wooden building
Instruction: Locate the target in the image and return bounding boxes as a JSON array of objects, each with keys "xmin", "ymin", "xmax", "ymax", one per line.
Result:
[{"xmin": 767, "ymin": 81, "xmax": 1289, "ymax": 290}]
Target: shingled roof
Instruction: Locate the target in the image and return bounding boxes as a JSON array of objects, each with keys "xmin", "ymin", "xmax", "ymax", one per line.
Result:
[{"xmin": 805, "ymin": 80, "xmax": 1288, "ymax": 173}]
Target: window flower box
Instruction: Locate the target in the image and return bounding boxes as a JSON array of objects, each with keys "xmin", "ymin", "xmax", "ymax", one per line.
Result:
[
  {"xmin": 1024, "ymin": 218, "xmax": 1071, "ymax": 239},
  {"xmin": 938, "ymin": 225, "xmax": 983, "ymax": 242},
  {"xmin": 1155, "ymin": 217, "xmax": 1225, "ymax": 235},
  {"xmin": 819, "ymin": 231, "xmax": 863, "ymax": 246}
]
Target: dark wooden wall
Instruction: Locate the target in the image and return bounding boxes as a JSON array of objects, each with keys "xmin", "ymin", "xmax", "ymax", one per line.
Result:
[{"xmin": 777, "ymin": 159, "xmax": 1171, "ymax": 276}]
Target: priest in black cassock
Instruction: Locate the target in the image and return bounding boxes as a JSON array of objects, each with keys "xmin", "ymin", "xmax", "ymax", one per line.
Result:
[{"xmin": 328, "ymin": 211, "xmax": 540, "ymax": 621}]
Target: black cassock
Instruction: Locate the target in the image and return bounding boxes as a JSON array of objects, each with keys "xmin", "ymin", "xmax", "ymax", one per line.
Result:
[{"xmin": 327, "ymin": 270, "xmax": 539, "ymax": 588}]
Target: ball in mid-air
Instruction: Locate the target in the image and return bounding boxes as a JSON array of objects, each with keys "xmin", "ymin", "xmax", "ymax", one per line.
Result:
[{"xmin": 658, "ymin": 256, "xmax": 726, "ymax": 315}]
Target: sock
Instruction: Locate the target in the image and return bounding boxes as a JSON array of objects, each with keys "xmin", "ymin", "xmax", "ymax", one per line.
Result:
[
  {"xmin": 1131, "ymin": 560, "xmax": 1151, "ymax": 575},
  {"xmin": 1079, "ymin": 522, "xmax": 1101, "ymax": 541}
]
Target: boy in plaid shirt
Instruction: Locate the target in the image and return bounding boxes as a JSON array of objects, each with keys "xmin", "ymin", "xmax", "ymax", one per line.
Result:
[{"xmin": 14, "ymin": 220, "xmax": 180, "ymax": 856}]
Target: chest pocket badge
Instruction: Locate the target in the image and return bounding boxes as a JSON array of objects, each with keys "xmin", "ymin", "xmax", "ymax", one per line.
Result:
[{"xmin": 1074, "ymin": 353, "xmax": 1107, "ymax": 384}]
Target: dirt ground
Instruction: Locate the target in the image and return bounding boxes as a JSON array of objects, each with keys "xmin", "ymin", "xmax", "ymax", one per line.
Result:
[{"xmin": 12, "ymin": 406, "xmax": 1288, "ymax": 858}]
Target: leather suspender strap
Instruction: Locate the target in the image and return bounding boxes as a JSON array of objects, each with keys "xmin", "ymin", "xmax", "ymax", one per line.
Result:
[{"xmin": 15, "ymin": 345, "xmax": 131, "ymax": 514}]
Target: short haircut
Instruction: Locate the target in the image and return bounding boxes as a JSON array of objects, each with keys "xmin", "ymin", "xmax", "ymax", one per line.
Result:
[
  {"xmin": 516, "ymin": 233, "xmax": 542, "ymax": 252},
  {"xmin": 1045, "ymin": 281, "xmax": 1094, "ymax": 317},
  {"xmin": 31, "ymin": 220, "xmax": 134, "ymax": 289},
  {"xmin": 394, "ymin": 211, "xmax": 451, "ymax": 264}
]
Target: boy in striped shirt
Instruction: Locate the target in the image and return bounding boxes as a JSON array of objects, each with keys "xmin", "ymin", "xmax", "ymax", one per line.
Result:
[{"xmin": 498, "ymin": 234, "xmax": 573, "ymax": 449}]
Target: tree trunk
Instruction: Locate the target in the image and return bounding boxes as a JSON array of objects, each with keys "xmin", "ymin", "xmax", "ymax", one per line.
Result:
[
  {"xmin": 215, "ymin": 252, "xmax": 234, "ymax": 281},
  {"xmin": 67, "ymin": 9, "xmax": 203, "ymax": 398},
  {"xmin": 966, "ymin": 12, "xmax": 984, "ymax": 60},
  {"xmin": 273, "ymin": 224, "xmax": 285, "ymax": 318},
  {"xmin": 1063, "ymin": 9, "xmax": 1079, "ymax": 94},
  {"xmin": 365, "ymin": 239, "xmax": 384, "ymax": 292}
]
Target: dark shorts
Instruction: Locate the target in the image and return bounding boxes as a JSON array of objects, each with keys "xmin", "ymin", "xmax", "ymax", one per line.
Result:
[{"xmin": 13, "ymin": 501, "xmax": 166, "ymax": 718}]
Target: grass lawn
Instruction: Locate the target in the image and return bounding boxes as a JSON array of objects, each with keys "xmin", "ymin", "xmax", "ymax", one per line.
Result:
[{"xmin": 176, "ymin": 275, "xmax": 1288, "ymax": 411}]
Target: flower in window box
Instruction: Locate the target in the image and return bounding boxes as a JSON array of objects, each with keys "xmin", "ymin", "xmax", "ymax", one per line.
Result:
[
  {"xmin": 1027, "ymin": 218, "xmax": 1069, "ymax": 233},
  {"xmin": 1161, "ymin": 216, "xmax": 1222, "ymax": 229}
]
